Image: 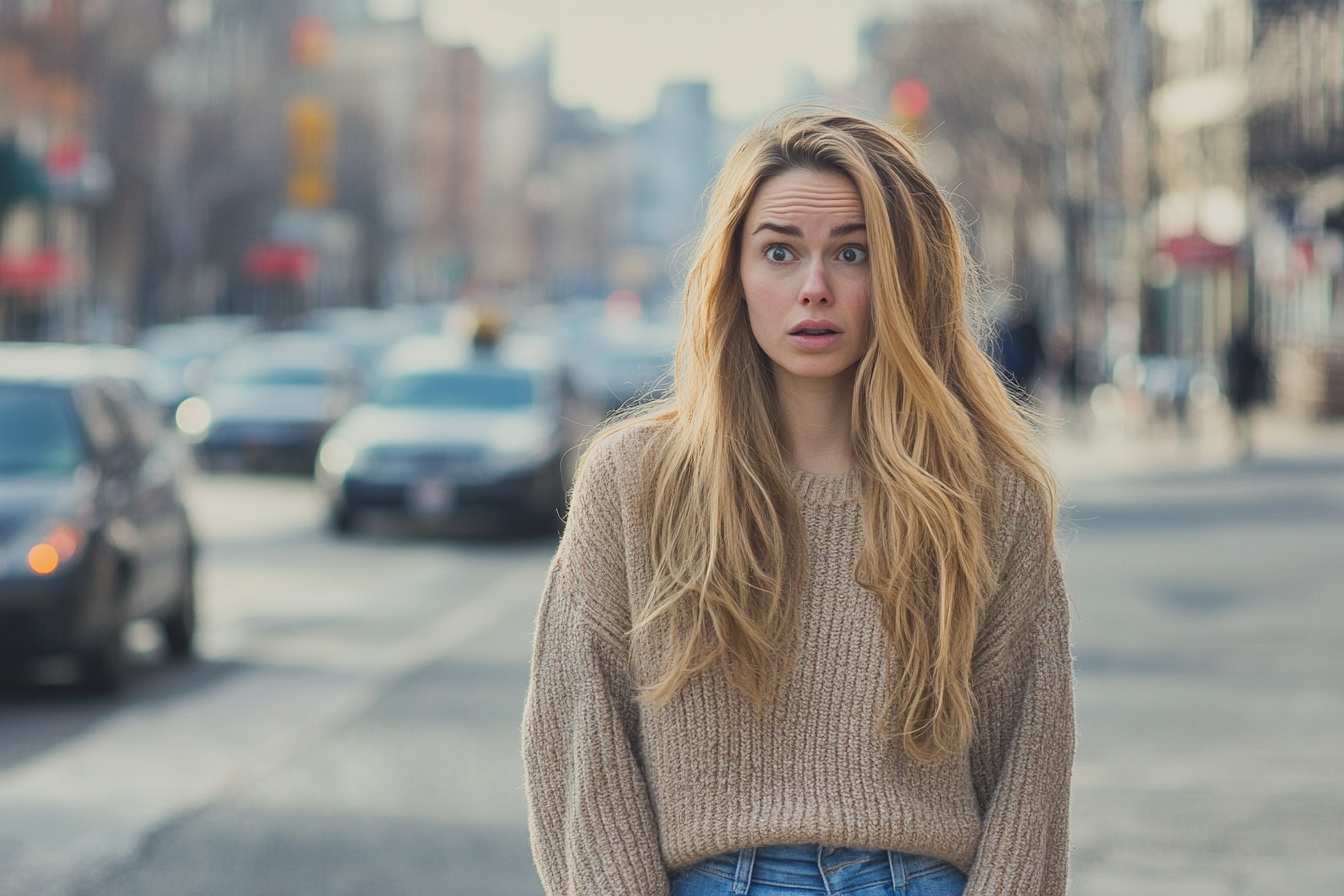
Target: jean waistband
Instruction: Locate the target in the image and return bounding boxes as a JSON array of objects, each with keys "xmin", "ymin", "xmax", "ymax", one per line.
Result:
[{"xmin": 695, "ymin": 844, "xmax": 947, "ymax": 893}]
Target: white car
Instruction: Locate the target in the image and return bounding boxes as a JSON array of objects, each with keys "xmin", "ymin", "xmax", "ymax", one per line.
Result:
[
  {"xmin": 182, "ymin": 332, "xmax": 361, "ymax": 474},
  {"xmin": 315, "ymin": 335, "xmax": 575, "ymax": 533}
]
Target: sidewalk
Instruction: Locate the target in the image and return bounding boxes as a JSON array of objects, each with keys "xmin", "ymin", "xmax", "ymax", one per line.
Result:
[
  {"xmin": 1052, "ymin": 405, "xmax": 1344, "ymax": 894},
  {"xmin": 1042, "ymin": 403, "xmax": 1344, "ymax": 488}
]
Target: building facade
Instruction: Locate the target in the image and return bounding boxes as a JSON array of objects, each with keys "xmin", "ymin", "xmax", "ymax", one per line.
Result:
[{"xmin": 1247, "ymin": 0, "xmax": 1344, "ymax": 414}]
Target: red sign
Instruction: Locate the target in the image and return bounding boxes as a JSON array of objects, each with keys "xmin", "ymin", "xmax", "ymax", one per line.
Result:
[
  {"xmin": 45, "ymin": 139, "xmax": 84, "ymax": 177},
  {"xmin": 244, "ymin": 243, "xmax": 317, "ymax": 284},
  {"xmin": 1162, "ymin": 233, "xmax": 1241, "ymax": 268},
  {"xmin": 0, "ymin": 249, "xmax": 64, "ymax": 290}
]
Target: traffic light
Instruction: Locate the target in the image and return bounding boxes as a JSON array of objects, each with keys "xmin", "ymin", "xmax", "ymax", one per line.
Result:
[
  {"xmin": 290, "ymin": 17, "xmax": 331, "ymax": 69},
  {"xmin": 889, "ymin": 78, "xmax": 931, "ymax": 133},
  {"xmin": 287, "ymin": 97, "xmax": 334, "ymax": 208}
]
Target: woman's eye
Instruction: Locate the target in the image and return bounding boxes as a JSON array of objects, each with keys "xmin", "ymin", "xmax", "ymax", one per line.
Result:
[
  {"xmin": 765, "ymin": 245, "xmax": 795, "ymax": 263},
  {"xmin": 838, "ymin": 246, "xmax": 868, "ymax": 263}
]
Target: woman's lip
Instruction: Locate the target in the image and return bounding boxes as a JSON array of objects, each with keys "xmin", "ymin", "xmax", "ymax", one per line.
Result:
[
  {"xmin": 788, "ymin": 331, "xmax": 843, "ymax": 350},
  {"xmin": 790, "ymin": 319, "xmax": 840, "ymax": 334}
]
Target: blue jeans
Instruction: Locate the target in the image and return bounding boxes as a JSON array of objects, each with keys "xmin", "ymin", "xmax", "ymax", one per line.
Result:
[{"xmin": 670, "ymin": 844, "xmax": 967, "ymax": 896}]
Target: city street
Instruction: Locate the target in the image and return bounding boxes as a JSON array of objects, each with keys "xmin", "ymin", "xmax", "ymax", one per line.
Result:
[
  {"xmin": 1055, "ymin": 417, "xmax": 1344, "ymax": 894},
  {"xmin": 0, "ymin": 424, "xmax": 1342, "ymax": 895},
  {"xmin": 0, "ymin": 473, "xmax": 554, "ymax": 896}
]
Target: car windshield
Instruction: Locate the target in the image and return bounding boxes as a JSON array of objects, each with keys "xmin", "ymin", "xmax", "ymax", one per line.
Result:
[
  {"xmin": 219, "ymin": 366, "xmax": 335, "ymax": 387},
  {"xmin": 374, "ymin": 370, "xmax": 535, "ymax": 409},
  {"xmin": 0, "ymin": 385, "xmax": 85, "ymax": 475}
]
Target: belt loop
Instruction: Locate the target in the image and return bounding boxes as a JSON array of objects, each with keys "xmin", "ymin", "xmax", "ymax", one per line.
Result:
[
  {"xmin": 732, "ymin": 847, "xmax": 756, "ymax": 894},
  {"xmin": 888, "ymin": 850, "xmax": 907, "ymax": 889}
]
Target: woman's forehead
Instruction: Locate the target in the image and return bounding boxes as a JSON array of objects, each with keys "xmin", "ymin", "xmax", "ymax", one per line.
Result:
[{"xmin": 746, "ymin": 169, "xmax": 865, "ymax": 225}]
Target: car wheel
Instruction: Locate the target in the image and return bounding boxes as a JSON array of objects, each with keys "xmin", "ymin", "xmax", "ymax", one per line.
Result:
[
  {"xmin": 329, "ymin": 502, "xmax": 357, "ymax": 535},
  {"xmin": 80, "ymin": 551, "xmax": 128, "ymax": 694},
  {"xmin": 162, "ymin": 552, "xmax": 197, "ymax": 660},
  {"xmin": 82, "ymin": 622, "xmax": 127, "ymax": 694},
  {"xmin": 82, "ymin": 604, "xmax": 127, "ymax": 694}
]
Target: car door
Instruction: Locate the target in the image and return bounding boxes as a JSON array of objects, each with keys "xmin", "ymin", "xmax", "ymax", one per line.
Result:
[{"xmin": 99, "ymin": 380, "xmax": 192, "ymax": 619}]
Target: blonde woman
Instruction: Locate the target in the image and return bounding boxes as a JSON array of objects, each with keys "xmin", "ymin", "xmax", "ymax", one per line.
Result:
[{"xmin": 523, "ymin": 109, "xmax": 1074, "ymax": 896}]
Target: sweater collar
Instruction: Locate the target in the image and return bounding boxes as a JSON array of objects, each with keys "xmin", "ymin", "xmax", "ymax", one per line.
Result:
[{"xmin": 788, "ymin": 468, "xmax": 858, "ymax": 506}]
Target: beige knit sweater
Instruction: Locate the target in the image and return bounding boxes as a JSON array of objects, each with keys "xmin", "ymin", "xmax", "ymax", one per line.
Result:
[{"xmin": 522, "ymin": 423, "xmax": 1074, "ymax": 895}]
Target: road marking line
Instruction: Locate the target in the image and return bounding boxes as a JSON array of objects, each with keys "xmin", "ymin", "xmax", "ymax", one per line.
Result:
[{"xmin": 0, "ymin": 558, "xmax": 547, "ymax": 896}]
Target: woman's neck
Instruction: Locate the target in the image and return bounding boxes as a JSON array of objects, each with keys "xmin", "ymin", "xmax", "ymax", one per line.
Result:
[{"xmin": 774, "ymin": 369, "xmax": 856, "ymax": 476}]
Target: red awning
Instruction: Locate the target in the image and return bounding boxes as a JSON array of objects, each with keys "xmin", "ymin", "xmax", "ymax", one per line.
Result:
[
  {"xmin": 1162, "ymin": 233, "xmax": 1241, "ymax": 268},
  {"xmin": 244, "ymin": 243, "xmax": 318, "ymax": 284},
  {"xmin": 0, "ymin": 249, "xmax": 65, "ymax": 291}
]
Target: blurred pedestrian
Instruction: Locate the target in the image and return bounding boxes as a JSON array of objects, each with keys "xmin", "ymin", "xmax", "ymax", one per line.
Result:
[
  {"xmin": 523, "ymin": 109, "xmax": 1074, "ymax": 896},
  {"xmin": 992, "ymin": 301, "xmax": 1046, "ymax": 401},
  {"xmin": 1224, "ymin": 325, "xmax": 1269, "ymax": 460}
]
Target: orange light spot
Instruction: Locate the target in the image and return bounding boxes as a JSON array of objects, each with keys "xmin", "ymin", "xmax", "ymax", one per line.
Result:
[
  {"xmin": 28, "ymin": 543, "xmax": 59, "ymax": 575},
  {"xmin": 48, "ymin": 525, "xmax": 82, "ymax": 561}
]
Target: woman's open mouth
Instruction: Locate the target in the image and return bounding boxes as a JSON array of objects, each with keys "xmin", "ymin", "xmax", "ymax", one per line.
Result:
[{"xmin": 788, "ymin": 322, "xmax": 843, "ymax": 349}]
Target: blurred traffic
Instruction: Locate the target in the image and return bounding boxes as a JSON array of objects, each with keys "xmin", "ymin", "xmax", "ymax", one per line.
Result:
[
  {"xmin": 0, "ymin": 343, "xmax": 196, "ymax": 693},
  {"xmin": 0, "ymin": 293, "xmax": 675, "ymax": 688},
  {"xmin": 0, "ymin": 0, "xmax": 1339, "ymax": 664},
  {"xmin": 2, "ymin": 2, "xmax": 1344, "ymax": 892}
]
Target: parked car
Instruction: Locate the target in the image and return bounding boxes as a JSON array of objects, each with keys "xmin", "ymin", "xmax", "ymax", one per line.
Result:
[
  {"xmin": 298, "ymin": 306, "xmax": 424, "ymax": 389},
  {"xmin": 315, "ymin": 334, "xmax": 576, "ymax": 533},
  {"xmin": 0, "ymin": 343, "xmax": 197, "ymax": 692},
  {"xmin": 135, "ymin": 315, "xmax": 258, "ymax": 419},
  {"xmin": 566, "ymin": 317, "xmax": 678, "ymax": 417},
  {"xmin": 183, "ymin": 331, "xmax": 361, "ymax": 473}
]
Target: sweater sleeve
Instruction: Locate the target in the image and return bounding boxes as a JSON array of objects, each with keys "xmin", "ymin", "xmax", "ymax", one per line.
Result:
[
  {"xmin": 522, "ymin": 436, "xmax": 670, "ymax": 896},
  {"xmin": 964, "ymin": 471, "xmax": 1076, "ymax": 896}
]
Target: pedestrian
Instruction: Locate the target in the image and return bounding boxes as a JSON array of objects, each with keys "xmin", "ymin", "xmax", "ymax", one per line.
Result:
[
  {"xmin": 522, "ymin": 109, "xmax": 1074, "ymax": 896},
  {"xmin": 1224, "ymin": 325, "xmax": 1268, "ymax": 460},
  {"xmin": 992, "ymin": 301, "xmax": 1046, "ymax": 401}
]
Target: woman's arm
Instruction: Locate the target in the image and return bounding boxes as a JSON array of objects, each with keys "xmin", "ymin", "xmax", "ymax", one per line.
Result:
[
  {"xmin": 522, "ymin": 436, "xmax": 670, "ymax": 896},
  {"xmin": 964, "ymin": 470, "xmax": 1076, "ymax": 896}
]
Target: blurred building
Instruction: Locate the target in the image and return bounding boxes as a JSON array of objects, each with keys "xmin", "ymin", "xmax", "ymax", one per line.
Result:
[
  {"xmin": 0, "ymin": 0, "xmax": 164, "ymax": 341},
  {"xmin": 470, "ymin": 46, "xmax": 625, "ymax": 309},
  {"xmin": 858, "ymin": 5, "xmax": 1080, "ymax": 359},
  {"xmin": 1144, "ymin": 0, "xmax": 1254, "ymax": 370},
  {"xmin": 473, "ymin": 46, "xmax": 552, "ymax": 300},
  {"xmin": 1246, "ymin": 0, "xmax": 1344, "ymax": 416},
  {"xmin": 148, "ymin": 0, "xmax": 301, "ymax": 327},
  {"xmin": 617, "ymin": 81, "xmax": 716, "ymax": 303},
  {"xmin": 411, "ymin": 44, "xmax": 485, "ymax": 301}
]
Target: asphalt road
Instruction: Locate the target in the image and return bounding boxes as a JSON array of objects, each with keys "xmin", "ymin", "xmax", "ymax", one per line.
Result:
[
  {"xmin": 1062, "ymin": 450, "xmax": 1344, "ymax": 895},
  {"xmin": 1, "ymin": 443, "xmax": 1341, "ymax": 895},
  {"xmin": 0, "ymin": 473, "xmax": 554, "ymax": 896}
]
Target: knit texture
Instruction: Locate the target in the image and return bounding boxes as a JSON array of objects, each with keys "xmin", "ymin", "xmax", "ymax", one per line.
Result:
[{"xmin": 522, "ymin": 422, "xmax": 1074, "ymax": 896}]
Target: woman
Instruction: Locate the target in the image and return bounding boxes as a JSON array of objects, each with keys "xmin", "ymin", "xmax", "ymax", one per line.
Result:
[{"xmin": 523, "ymin": 109, "xmax": 1073, "ymax": 896}]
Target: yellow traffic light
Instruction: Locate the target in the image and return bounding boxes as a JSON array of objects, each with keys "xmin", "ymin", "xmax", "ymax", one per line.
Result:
[{"xmin": 286, "ymin": 97, "xmax": 335, "ymax": 208}]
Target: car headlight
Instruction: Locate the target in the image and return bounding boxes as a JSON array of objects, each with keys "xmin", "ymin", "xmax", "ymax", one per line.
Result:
[
  {"xmin": 317, "ymin": 437, "xmax": 362, "ymax": 479},
  {"xmin": 175, "ymin": 396, "xmax": 212, "ymax": 443},
  {"xmin": 0, "ymin": 519, "xmax": 88, "ymax": 578}
]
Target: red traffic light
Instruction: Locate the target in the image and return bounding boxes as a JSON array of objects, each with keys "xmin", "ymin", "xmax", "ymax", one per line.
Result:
[{"xmin": 890, "ymin": 79, "xmax": 931, "ymax": 120}]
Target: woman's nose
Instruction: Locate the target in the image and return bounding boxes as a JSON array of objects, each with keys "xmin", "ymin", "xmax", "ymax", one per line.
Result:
[{"xmin": 798, "ymin": 259, "xmax": 831, "ymax": 305}]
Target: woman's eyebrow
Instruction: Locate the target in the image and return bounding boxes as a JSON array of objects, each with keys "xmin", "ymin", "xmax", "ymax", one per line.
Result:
[
  {"xmin": 830, "ymin": 222, "xmax": 867, "ymax": 237},
  {"xmin": 751, "ymin": 222, "xmax": 803, "ymax": 237},
  {"xmin": 749, "ymin": 221, "xmax": 866, "ymax": 238}
]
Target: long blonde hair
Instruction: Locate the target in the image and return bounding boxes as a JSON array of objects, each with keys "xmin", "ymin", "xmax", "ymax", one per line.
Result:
[{"xmin": 589, "ymin": 109, "xmax": 1056, "ymax": 762}]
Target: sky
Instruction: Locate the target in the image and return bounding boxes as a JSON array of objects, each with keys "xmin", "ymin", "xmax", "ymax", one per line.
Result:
[{"xmin": 387, "ymin": 0, "xmax": 921, "ymax": 123}]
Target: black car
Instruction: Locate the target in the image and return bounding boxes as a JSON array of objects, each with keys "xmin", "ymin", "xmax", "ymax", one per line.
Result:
[{"xmin": 0, "ymin": 343, "xmax": 197, "ymax": 691}]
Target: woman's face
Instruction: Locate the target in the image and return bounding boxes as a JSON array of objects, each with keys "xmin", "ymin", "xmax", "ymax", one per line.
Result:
[{"xmin": 739, "ymin": 167, "xmax": 872, "ymax": 391}]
